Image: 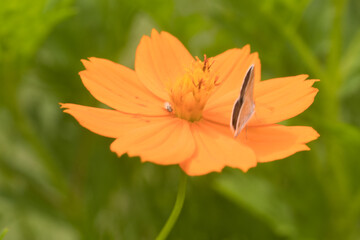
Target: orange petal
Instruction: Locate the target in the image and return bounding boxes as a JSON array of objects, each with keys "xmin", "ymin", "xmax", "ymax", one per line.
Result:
[
  {"xmin": 206, "ymin": 47, "xmax": 261, "ymax": 109},
  {"xmin": 62, "ymin": 103, "xmax": 195, "ymax": 165},
  {"xmin": 135, "ymin": 29, "xmax": 194, "ymax": 100},
  {"xmin": 249, "ymin": 75, "xmax": 319, "ymax": 125},
  {"xmin": 241, "ymin": 124, "xmax": 319, "ymax": 163},
  {"xmin": 203, "ymin": 75, "xmax": 318, "ymax": 127},
  {"xmin": 180, "ymin": 120, "xmax": 257, "ymax": 176},
  {"xmin": 80, "ymin": 57, "xmax": 167, "ymax": 116},
  {"xmin": 110, "ymin": 117, "xmax": 195, "ymax": 165},
  {"xmin": 61, "ymin": 103, "xmax": 166, "ymax": 138},
  {"xmin": 202, "ymin": 89, "xmax": 236, "ymax": 127}
]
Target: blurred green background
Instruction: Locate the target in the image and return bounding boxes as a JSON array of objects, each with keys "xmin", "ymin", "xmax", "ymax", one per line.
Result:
[{"xmin": 1, "ymin": 0, "xmax": 360, "ymax": 239}]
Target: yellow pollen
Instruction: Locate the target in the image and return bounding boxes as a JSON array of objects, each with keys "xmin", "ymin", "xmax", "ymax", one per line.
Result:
[{"xmin": 168, "ymin": 55, "xmax": 220, "ymax": 121}]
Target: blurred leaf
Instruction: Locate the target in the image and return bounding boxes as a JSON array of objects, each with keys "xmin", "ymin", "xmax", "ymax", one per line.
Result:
[
  {"xmin": 0, "ymin": 196, "xmax": 78, "ymax": 240},
  {"xmin": 0, "ymin": 0, "xmax": 74, "ymax": 62},
  {"xmin": 214, "ymin": 171, "xmax": 297, "ymax": 238},
  {"xmin": 321, "ymin": 121, "xmax": 360, "ymax": 194},
  {"xmin": 0, "ymin": 228, "xmax": 8, "ymax": 240},
  {"xmin": 340, "ymin": 30, "xmax": 360, "ymax": 97},
  {"xmin": 0, "ymin": 0, "xmax": 74, "ymax": 107}
]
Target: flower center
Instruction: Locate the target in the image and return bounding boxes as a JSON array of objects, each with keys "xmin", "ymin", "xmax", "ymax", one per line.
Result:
[{"xmin": 168, "ymin": 55, "xmax": 219, "ymax": 122}]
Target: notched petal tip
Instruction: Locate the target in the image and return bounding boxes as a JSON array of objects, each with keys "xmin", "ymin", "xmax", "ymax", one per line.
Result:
[
  {"xmin": 60, "ymin": 103, "xmax": 72, "ymax": 110},
  {"xmin": 60, "ymin": 103, "xmax": 78, "ymax": 117},
  {"xmin": 297, "ymin": 126, "xmax": 320, "ymax": 142},
  {"xmin": 78, "ymin": 70, "xmax": 86, "ymax": 77},
  {"xmin": 110, "ymin": 142, "xmax": 127, "ymax": 158},
  {"xmin": 180, "ymin": 162, "xmax": 225, "ymax": 176},
  {"xmin": 138, "ymin": 34, "xmax": 151, "ymax": 45},
  {"xmin": 80, "ymin": 58, "xmax": 91, "ymax": 67},
  {"xmin": 151, "ymin": 28, "xmax": 160, "ymax": 35},
  {"xmin": 302, "ymin": 145, "xmax": 311, "ymax": 151},
  {"xmin": 240, "ymin": 163, "xmax": 256, "ymax": 173},
  {"xmin": 299, "ymin": 74, "xmax": 309, "ymax": 79},
  {"xmin": 242, "ymin": 44, "xmax": 251, "ymax": 52}
]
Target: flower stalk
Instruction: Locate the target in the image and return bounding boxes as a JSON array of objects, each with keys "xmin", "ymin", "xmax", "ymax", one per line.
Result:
[{"xmin": 156, "ymin": 171, "xmax": 187, "ymax": 240}]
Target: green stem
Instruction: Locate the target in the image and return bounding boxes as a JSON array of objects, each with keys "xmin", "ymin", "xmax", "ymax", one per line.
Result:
[{"xmin": 156, "ymin": 171, "xmax": 187, "ymax": 240}]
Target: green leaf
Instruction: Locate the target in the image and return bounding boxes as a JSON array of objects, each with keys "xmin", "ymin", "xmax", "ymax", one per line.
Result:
[
  {"xmin": 214, "ymin": 172, "xmax": 297, "ymax": 238},
  {"xmin": 0, "ymin": 228, "xmax": 8, "ymax": 240}
]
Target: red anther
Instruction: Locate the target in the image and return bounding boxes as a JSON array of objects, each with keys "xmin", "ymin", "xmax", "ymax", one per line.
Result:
[
  {"xmin": 198, "ymin": 78, "xmax": 204, "ymax": 89},
  {"xmin": 214, "ymin": 76, "xmax": 221, "ymax": 86},
  {"xmin": 208, "ymin": 59, "xmax": 215, "ymax": 69},
  {"xmin": 202, "ymin": 54, "xmax": 208, "ymax": 72},
  {"xmin": 191, "ymin": 76, "xmax": 196, "ymax": 86}
]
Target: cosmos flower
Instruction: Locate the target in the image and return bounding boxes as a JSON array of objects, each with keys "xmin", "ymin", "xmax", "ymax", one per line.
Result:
[{"xmin": 61, "ymin": 29, "xmax": 319, "ymax": 176}]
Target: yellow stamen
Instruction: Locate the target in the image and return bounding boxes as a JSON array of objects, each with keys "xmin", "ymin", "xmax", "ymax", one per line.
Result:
[{"xmin": 168, "ymin": 55, "xmax": 220, "ymax": 121}]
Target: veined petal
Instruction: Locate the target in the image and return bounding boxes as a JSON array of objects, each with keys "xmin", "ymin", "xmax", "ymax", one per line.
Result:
[
  {"xmin": 206, "ymin": 47, "xmax": 261, "ymax": 109},
  {"xmin": 202, "ymin": 89, "xmax": 237, "ymax": 127},
  {"xmin": 135, "ymin": 29, "xmax": 194, "ymax": 100},
  {"xmin": 203, "ymin": 75, "xmax": 318, "ymax": 126},
  {"xmin": 241, "ymin": 124, "xmax": 319, "ymax": 163},
  {"xmin": 62, "ymin": 103, "xmax": 195, "ymax": 165},
  {"xmin": 61, "ymin": 103, "xmax": 164, "ymax": 138},
  {"xmin": 180, "ymin": 120, "xmax": 257, "ymax": 176},
  {"xmin": 249, "ymin": 75, "xmax": 319, "ymax": 125},
  {"xmin": 80, "ymin": 57, "xmax": 167, "ymax": 116},
  {"xmin": 110, "ymin": 117, "xmax": 195, "ymax": 165}
]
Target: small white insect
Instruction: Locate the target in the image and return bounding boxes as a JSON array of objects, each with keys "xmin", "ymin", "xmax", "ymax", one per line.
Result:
[{"xmin": 164, "ymin": 102, "xmax": 173, "ymax": 112}]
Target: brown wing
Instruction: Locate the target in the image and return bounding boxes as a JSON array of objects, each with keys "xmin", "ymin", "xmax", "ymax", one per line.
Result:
[{"xmin": 230, "ymin": 65, "xmax": 255, "ymax": 137}]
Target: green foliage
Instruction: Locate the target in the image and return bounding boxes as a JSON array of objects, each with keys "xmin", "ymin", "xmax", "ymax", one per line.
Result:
[
  {"xmin": 214, "ymin": 172, "xmax": 297, "ymax": 238},
  {"xmin": 0, "ymin": 228, "xmax": 8, "ymax": 240},
  {"xmin": 1, "ymin": 0, "xmax": 360, "ymax": 239}
]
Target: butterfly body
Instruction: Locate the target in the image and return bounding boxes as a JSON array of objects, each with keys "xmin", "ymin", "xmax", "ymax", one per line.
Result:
[{"xmin": 230, "ymin": 65, "xmax": 255, "ymax": 137}]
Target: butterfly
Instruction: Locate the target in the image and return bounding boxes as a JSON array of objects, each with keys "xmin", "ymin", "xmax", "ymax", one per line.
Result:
[{"xmin": 230, "ymin": 64, "xmax": 255, "ymax": 137}]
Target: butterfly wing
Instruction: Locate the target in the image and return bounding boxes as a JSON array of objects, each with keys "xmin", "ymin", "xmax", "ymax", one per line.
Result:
[{"xmin": 231, "ymin": 65, "xmax": 255, "ymax": 137}]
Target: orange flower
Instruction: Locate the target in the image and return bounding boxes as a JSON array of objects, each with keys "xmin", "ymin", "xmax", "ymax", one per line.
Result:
[{"xmin": 61, "ymin": 29, "xmax": 319, "ymax": 176}]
